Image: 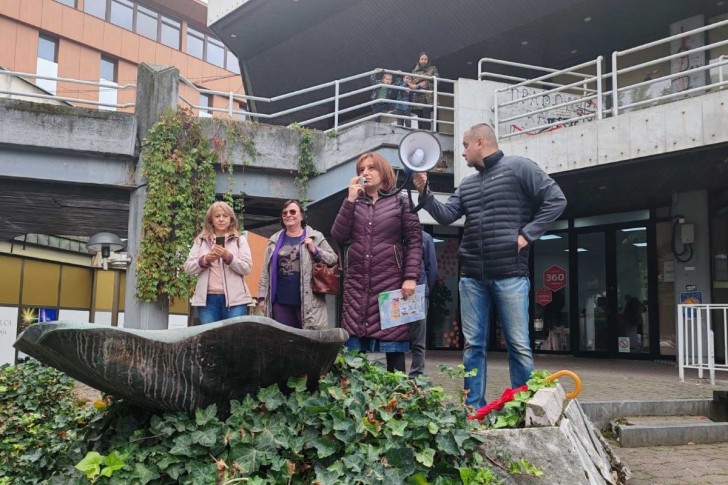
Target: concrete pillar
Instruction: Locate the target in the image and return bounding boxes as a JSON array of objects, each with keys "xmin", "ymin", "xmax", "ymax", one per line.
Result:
[{"xmin": 124, "ymin": 64, "xmax": 179, "ymax": 329}]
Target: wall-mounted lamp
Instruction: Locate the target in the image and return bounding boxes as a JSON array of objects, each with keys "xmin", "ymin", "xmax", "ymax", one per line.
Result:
[{"xmin": 86, "ymin": 232, "xmax": 126, "ymax": 270}]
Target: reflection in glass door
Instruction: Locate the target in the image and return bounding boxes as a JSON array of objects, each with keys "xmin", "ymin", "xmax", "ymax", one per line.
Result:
[
  {"xmin": 577, "ymin": 233, "xmax": 607, "ymax": 352},
  {"xmin": 615, "ymin": 227, "xmax": 649, "ymax": 354}
]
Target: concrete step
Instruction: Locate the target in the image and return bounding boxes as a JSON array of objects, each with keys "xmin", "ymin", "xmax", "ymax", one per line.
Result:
[{"xmin": 612, "ymin": 415, "xmax": 728, "ymax": 447}]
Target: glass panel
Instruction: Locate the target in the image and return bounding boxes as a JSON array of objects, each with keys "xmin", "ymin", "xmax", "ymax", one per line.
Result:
[
  {"xmin": 100, "ymin": 56, "xmax": 116, "ymax": 81},
  {"xmin": 577, "ymin": 232, "xmax": 607, "ymax": 351},
  {"xmin": 532, "ymin": 232, "xmax": 570, "ymax": 351},
  {"xmin": 574, "ymin": 210, "xmax": 649, "ymax": 228},
  {"xmin": 428, "ymin": 237, "xmax": 460, "ymax": 349},
  {"xmin": 226, "ymin": 51, "xmax": 240, "ymax": 73},
  {"xmin": 60, "ymin": 266, "xmax": 92, "ymax": 308},
  {"xmin": 656, "ymin": 221, "xmax": 676, "ymax": 355},
  {"xmin": 93, "ymin": 270, "xmax": 115, "ymax": 311},
  {"xmin": 38, "ymin": 34, "xmax": 58, "ymax": 62},
  {"xmin": 109, "ymin": 0, "xmax": 133, "ymax": 30},
  {"xmin": 22, "ymin": 261, "xmax": 61, "ymax": 307},
  {"xmin": 135, "ymin": 6, "xmax": 158, "ymax": 40},
  {"xmin": 84, "ymin": 0, "xmax": 107, "ymax": 19},
  {"xmin": 55, "ymin": 0, "xmax": 76, "ymax": 7},
  {"xmin": 206, "ymin": 37, "xmax": 225, "ymax": 68},
  {"xmin": 0, "ymin": 256, "xmax": 22, "ymax": 305},
  {"xmin": 615, "ymin": 227, "xmax": 649, "ymax": 354},
  {"xmin": 186, "ymin": 28, "xmax": 204, "ymax": 59},
  {"xmin": 160, "ymin": 17, "xmax": 180, "ymax": 49}
]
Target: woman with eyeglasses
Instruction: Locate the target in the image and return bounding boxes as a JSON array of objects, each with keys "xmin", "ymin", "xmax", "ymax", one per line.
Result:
[
  {"xmin": 331, "ymin": 152, "xmax": 423, "ymax": 373},
  {"xmin": 258, "ymin": 200, "xmax": 338, "ymax": 329}
]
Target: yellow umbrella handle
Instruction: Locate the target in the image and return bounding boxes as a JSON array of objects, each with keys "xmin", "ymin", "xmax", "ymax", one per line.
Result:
[{"xmin": 545, "ymin": 370, "xmax": 582, "ymax": 399}]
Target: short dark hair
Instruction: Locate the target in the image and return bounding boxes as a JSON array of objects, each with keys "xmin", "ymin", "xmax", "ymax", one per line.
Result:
[{"xmin": 279, "ymin": 199, "xmax": 307, "ymax": 229}]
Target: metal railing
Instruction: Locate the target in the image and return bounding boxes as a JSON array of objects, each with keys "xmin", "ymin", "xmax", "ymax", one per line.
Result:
[
  {"xmin": 179, "ymin": 68, "xmax": 456, "ymax": 134},
  {"xmin": 480, "ymin": 19, "xmax": 728, "ymax": 140},
  {"xmin": 677, "ymin": 304, "xmax": 728, "ymax": 385},
  {"xmin": 0, "ymin": 70, "xmax": 136, "ymax": 110},
  {"xmin": 479, "ymin": 57, "xmax": 603, "ymax": 140},
  {"xmin": 612, "ymin": 18, "xmax": 728, "ymax": 115}
]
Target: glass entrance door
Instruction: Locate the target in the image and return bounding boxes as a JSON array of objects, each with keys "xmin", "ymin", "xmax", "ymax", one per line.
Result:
[{"xmin": 575, "ymin": 225, "xmax": 650, "ymax": 356}]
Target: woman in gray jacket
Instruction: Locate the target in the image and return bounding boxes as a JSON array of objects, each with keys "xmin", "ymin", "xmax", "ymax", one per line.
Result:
[{"xmin": 258, "ymin": 200, "xmax": 338, "ymax": 329}]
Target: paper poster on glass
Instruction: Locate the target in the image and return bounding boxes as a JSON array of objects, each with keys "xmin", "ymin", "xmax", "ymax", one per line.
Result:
[
  {"xmin": 17, "ymin": 307, "xmax": 58, "ymax": 360},
  {"xmin": 379, "ymin": 284, "xmax": 426, "ymax": 329}
]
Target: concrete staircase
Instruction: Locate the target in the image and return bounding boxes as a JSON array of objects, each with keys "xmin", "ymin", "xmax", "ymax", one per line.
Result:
[{"xmin": 581, "ymin": 391, "xmax": 728, "ymax": 448}]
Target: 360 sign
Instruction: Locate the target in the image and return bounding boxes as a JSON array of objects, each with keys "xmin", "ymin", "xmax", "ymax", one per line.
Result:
[{"xmin": 543, "ymin": 265, "xmax": 567, "ymax": 292}]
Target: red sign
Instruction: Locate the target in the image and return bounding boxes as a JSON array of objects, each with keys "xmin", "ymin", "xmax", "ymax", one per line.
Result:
[
  {"xmin": 535, "ymin": 287, "xmax": 552, "ymax": 306},
  {"xmin": 544, "ymin": 265, "xmax": 567, "ymax": 292}
]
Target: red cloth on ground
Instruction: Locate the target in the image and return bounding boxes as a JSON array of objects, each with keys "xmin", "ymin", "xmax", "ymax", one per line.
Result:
[{"xmin": 467, "ymin": 385, "xmax": 528, "ymax": 421}]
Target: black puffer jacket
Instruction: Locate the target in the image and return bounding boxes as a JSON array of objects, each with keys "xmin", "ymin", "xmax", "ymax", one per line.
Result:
[
  {"xmin": 331, "ymin": 194, "xmax": 422, "ymax": 341},
  {"xmin": 421, "ymin": 150, "xmax": 566, "ymax": 279}
]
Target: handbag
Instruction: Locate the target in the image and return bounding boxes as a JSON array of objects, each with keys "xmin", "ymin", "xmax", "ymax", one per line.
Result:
[{"xmin": 311, "ymin": 236, "xmax": 341, "ymax": 296}]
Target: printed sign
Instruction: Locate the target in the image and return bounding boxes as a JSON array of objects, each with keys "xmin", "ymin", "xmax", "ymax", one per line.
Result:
[
  {"xmin": 535, "ymin": 287, "xmax": 552, "ymax": 307},
  {"xmin": 618, "ymin": 337, "xmax": 631, "ymax": 353},
  {"xmin": 379, "ymin": 284, "xmax": 426, "ymax": 329},
  {"xmin": 680, "ymin": 291, "xmax": 702, "ymax": 305},
  {"xmin": 0, "ymin": 306, "xmax": 19, "ymax": 366},
  {"xmin": 544, "ymin": 265, "xmax": 567, "ymax": 292}
]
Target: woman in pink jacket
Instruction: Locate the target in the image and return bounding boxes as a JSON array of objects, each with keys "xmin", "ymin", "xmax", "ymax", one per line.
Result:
[{"xmin": 184, "ymin": 201, "xmax": 254, "ymax": 324}]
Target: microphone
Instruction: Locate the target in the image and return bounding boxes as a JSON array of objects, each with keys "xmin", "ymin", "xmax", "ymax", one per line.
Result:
[{"xmin": 358, "ymin": 177, "xmax": 367, "ymax": 185}]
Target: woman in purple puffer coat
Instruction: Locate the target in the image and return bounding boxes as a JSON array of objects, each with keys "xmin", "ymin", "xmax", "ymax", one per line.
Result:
[{"xmin": 331, "ymin": 152, "xmax": 423, "ymax": 372}]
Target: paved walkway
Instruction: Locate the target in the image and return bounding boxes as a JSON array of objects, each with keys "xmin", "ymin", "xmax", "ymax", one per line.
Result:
[{"xmin": 414, "ymin": 350, "xmax": 728, "ymax": 485}]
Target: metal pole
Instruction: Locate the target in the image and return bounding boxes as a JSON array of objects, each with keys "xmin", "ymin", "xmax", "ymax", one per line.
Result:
[
  {"xmin": 334, "ymin": 80, "xmax": 340, "ymax": 133},
  {"xmin": 611, "ymin": 51, "xmax": 619, "ymax": 116},
  {"xmin": 678, "ymin": 306, "xmax": 685, "ymax": 381},
  {"xmin": 432, "ymin": 77, "xmax": 438, "ymax": 132},
  {"xmin": 596, "ymin": 56, "xmax": 603, "ymax": 120}
]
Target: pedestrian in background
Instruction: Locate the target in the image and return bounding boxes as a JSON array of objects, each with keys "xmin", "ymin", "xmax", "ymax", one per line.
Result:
[{"xmin": 408, "ymin": 230, "xmax": 438, "ymax": 378}]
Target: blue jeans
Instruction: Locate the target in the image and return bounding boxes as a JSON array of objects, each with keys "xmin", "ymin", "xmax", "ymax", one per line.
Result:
[
  {"xmin": 197, "ymin": 294, "xmax": 248, "ymax": 324},
  {"xmin": 459, "ymin": 276, "xmax": 533, "ymax": 409}
]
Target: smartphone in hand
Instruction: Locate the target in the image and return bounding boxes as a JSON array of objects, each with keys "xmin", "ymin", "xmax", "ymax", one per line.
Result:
[{"xmin": 215, "ymin": 236, "xmax": 225, "ymax": 246}]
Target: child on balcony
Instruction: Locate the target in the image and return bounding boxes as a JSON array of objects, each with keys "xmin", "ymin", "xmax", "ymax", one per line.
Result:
[
  {"xmin": 394, "ymin": 74, "xmax": 415, "ymax": 127},
  {"xmin": 369, "ymin": 69, "xmax": 396, "ymax": 115}
]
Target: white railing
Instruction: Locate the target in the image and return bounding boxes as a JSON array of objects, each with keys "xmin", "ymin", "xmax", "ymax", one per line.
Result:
[
  {"xmin": 678, "ymin": 304, "xmax": 728, "ymax": 385},
  {"xmin": 479, "ymin": 19, "xmax": 728, "ymax": 140},
  {"xmin": 0, "ymin": 70, "xmax": 136, "ymax": 110},
  {"xmin": 611, "ymin": 17, "xmax": 728, "ymax": 115},
  {"xmin": 179, "ymin": 68, "xmax": 456, "ymax": 134},
  {"xmin": 479, "ymin": 57, "xmax": 603, "ymax": 140}
]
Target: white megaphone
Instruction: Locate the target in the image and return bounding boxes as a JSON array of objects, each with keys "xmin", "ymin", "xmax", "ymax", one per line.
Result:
[
  {"xmin": 394, "ymin": 131, "xmax": 442, "ymax": 213},
  {"xmin": 397, "ymin": 130, "xmax": 442, "ymax": 174}
]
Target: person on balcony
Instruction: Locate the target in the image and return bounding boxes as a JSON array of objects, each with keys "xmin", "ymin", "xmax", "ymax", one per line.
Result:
[
  {"xmin": 413, "ymin": 123, "xmax": 566, "ymax": 409},
  {"xmin": 331, "ymin": 152, "xmax": 423, "ymax": 373},
  {"xmin": 369, "ymin": 69, "xmax": 396, "ymax": 116},
  {"xmin": 394, "ymin": 73, "xmax": 416, "ymax": 127},
  {"xmin": 257, "ymin": 200, "xmax": 338, "ymax": 330},
  {"xmin": 184, "ymin": 201, "xmax": 254, "ymax": 324},
  {"xmin": 411, "ymin": 52, "xmax": 439, "ymax": 130}
]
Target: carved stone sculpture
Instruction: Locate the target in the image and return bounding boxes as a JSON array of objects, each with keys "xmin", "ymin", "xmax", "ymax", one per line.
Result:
[{"xmin": 14, "ymin": 316, "xmax": 348, "ymax": 415}]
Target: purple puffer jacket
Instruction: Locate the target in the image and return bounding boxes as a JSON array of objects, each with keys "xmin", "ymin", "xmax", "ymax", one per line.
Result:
[{"xmin": 331, "ymin": 194, "xmax": 423, "ymax": 342}]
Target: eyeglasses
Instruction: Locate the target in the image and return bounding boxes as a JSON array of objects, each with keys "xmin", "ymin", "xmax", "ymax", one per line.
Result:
[{"xmin": 282, "ymin": 209, "xmax": 299, "ymax": 216}]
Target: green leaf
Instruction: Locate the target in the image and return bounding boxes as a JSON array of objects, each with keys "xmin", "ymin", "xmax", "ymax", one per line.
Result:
[
  {"xmin": 191, "ymin": 427, "xmax": 219, "ymax": 447},
  {"xmin": 131, "ymin": 462, "xmax": 160, "ymax": 485},
  {"xmin": 258, "ymin": 384, "xmax": 285, "ymax": 410},
  {"xmin": 386, "ymin": 418, "xmax": 408, "ymax": 436},
  {"xmin": 195, "ymin": 404, "xmax": 218, "ymax": 426},
  {"xmin": 312, "ymin": 436, "xmax": 338, "ymax": 458},
  {"xmin": 415, "ymin": 447, "xmax": 436, "ymax": 468},
  {"xmin": 75, "ymin": 451, "xmax": 102, "ymax": 479},
  {"xmin": 287, "ymin": 375, "xmax": 308, "ymax": 392}
]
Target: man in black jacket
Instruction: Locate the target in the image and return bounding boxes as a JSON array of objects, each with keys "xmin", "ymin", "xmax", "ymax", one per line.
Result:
[{"xmin": 413, "ymin": 123, "xmax": 566, "ymax": 409}]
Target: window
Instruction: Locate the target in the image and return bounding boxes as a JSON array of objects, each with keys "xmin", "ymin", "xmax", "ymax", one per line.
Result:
[
  {"xmin": 186, "ymin": 27, "xmax": 205, "ymax": 60},
  {"xmin": 38, "ymin": 34, "xmax": 58, "ymax": 62},
  {"xmin": 135, "ymin": 5, "xmax": 158, "ymax": 40},
  {"xmin": 84, "ymin": 0, "xmax": 107, "ymax": 19},
  {"xmin": 199, "ymin": 93, "xmax": 212, "ymax": 117},
  {"xmin": 100, "ymin": 56, "xmax": 117, "ymax": 82},
  {"xmin": 226, "ymin": 51, "xmax": 240, "ymax": 74},
  {"xmin": 54, "ymin": 0, "xmax": 76, "ymax": 7},
  {"xmin": 160, "ymin": 16, "xmax": 180, "ymax": 49},
  {"xmin": 110, "ymin": 0, "xmax": 133, "ymax": 30},
  {"xmin": 206, "ymin": 37, "xmax": 225, "ymax": 68}
]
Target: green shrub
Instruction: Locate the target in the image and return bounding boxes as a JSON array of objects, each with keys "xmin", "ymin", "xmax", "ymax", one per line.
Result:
[{"xmin": 0, "ymin": 359, "xmax": 100, "ymax": 483}]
